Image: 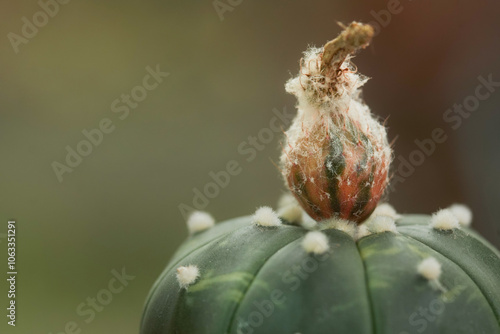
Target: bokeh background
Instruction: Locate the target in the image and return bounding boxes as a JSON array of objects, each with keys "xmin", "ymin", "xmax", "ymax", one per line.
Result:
[{"xmin": 1, "ymin": 0, "xmax": 500, "ymax": 333}]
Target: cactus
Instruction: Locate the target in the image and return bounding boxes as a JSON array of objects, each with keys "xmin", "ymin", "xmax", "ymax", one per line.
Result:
[{"xmin": 141, "ymin": 22, "xmax": 500, "ymax": 334}]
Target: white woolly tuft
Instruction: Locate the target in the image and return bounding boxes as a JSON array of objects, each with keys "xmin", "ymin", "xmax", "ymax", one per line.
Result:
[
  {"xmin": 430, "ymin": 209, "xmax": 460, "ymax": 231},
  {"xmin": 277, "ymin": 205, "xmax": 303, "ymax": 224},
  {"xmin": 322, "ymin": 218, "xmax": 358, "ymax": 238},
  {"xmin": 418, "ymin": 257, "xmax": 442, "ymax": 281},
  {"xmin": 176, "ymin": 265, "xmax": 200, "ymax": 289},
  {"xmin": 448, "ymin": 204, "xmax": 473, "ymax": 227},
  {"xmin": 302, "ymin": 231, "xmax": 330, "ymax": 254},
  {"xmin": 277, "ymin": 194, "xmax": 303, "ymax": 224},
  {"xmin": 366, "ymin": 215, "xmax": 397, "ymax": 234},
  {"xmin": 252, "ymin": 207, "xmax": 282, "ymax": 227},
  {"xmin": 356, "ymin": 224, "xmax": 372, "ymax": 240},
  {"xmin": 186, "ymin": 211, "xmax": 215, "ymax": 234},
  {"xmin": 301, "ymin": 214, "xmax": 318, "ymax": 230},
  {"xmin": 373, "ymin": 203, "xmax": 400, "ymax": 220},
  {"xmin": 277, "ymin": 193, "xmax": 299, "ymax": 210}
]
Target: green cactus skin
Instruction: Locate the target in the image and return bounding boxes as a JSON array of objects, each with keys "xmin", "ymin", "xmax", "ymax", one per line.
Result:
[{"xmin": 140, "ymin": 215, "xmax": 500, "ymax": 334}]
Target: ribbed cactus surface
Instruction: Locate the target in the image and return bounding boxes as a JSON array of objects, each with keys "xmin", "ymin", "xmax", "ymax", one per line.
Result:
[{"xmin": 141, "ymin": 214, "xmax": 500, "ymax": 334}]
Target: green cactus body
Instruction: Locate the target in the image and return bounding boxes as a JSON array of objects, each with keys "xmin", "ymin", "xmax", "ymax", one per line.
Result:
[{"xmin": 140, "ymin": 215, "xmax": 500, "ymax": 334}]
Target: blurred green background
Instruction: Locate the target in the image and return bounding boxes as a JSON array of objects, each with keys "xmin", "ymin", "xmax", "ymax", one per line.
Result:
[{"xmin": 1, "ymin": 0, "xmax": 500, "ymax": 333}]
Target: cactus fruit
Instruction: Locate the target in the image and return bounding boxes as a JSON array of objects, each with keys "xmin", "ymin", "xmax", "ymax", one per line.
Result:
[
  {"xmin": 280, "ymin": 22, "xmax": 391, "ymax": 224},
  {"xmin": 141, "ymin": 22, "xmax": 500, "ymax": 334}
]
